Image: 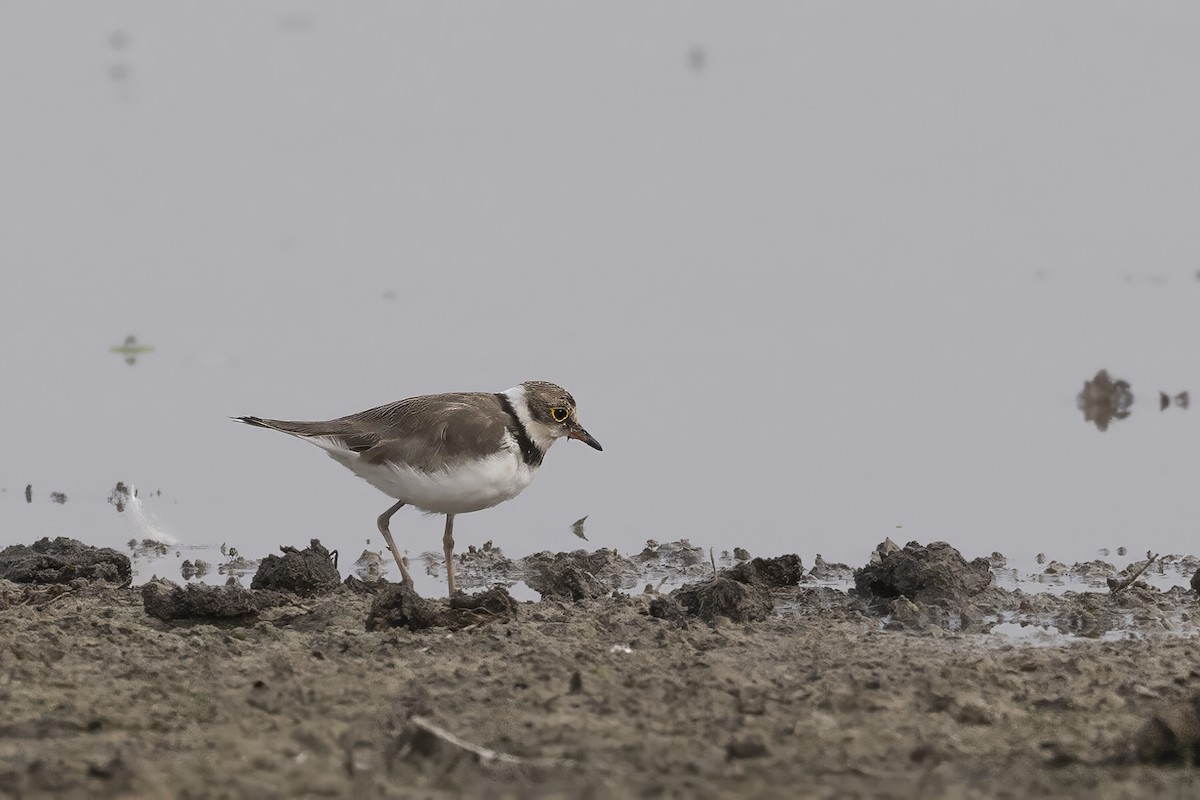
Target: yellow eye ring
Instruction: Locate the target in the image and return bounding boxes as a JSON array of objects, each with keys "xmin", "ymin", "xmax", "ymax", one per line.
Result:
[{"xmin": 550, "ymin": 407, "xmax": 569, "ymax": 423}]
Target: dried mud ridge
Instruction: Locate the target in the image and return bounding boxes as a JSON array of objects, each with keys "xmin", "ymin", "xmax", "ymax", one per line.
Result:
[{"xmin": 3, "ymin": 537, "xmax": 1200, "ymax": 798}]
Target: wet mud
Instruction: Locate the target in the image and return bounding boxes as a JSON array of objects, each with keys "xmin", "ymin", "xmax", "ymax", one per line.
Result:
[{"xmin": 3, "ymin": 537, "xmax": 1200, "ymax": 797}]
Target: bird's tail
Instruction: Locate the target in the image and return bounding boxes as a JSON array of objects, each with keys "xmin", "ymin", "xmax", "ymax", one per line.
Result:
[{"xmin": 232, "ymin": 415, "xmax": 350, "ymax": 440}]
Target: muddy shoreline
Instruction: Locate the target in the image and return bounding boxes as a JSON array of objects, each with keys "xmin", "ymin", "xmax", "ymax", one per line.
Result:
[{"xmin": 2, "ymin": 538, "xmax": 1200, "ymax": 798}]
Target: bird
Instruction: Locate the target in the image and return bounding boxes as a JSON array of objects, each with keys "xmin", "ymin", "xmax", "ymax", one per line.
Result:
[{"xmin": 234, "ymin": 381, "xmax": 602, "ymax": 596}]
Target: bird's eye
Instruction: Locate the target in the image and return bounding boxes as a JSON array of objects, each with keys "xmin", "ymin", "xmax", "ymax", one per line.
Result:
[{"xmin": 550, "ymin": 407, "xmax": 569, "ymax": 423}]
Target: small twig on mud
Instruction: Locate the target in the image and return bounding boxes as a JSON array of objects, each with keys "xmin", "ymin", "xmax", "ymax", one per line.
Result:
[
  {"xmin": 709, "ymin": 547, "xmax": 718, "ymax": 579},
  {"xmin": 409, "ymin": 715, "xmax": 573, "ymax": 768},
  {"xmin": 1110, "ymin": 553, "xmax": 1160, "ymax": 594}
]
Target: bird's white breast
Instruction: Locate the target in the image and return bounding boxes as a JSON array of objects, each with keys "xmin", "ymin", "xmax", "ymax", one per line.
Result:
[{"xmin": 329, "ymin": 432, "xmax": 537, "ymax": 514}]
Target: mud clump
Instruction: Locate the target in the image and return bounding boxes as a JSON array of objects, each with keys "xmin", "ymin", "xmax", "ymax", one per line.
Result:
[
  {"xmin": 449, "ymin": 586, "xmax": 519, "ymax": 616},
  {"xmin": 629, "ymin": 539, "xmax": 715, "ymax": 586},
  {"xmin": 672, "ymin": 577, "xmax": 773, "ymax": 623},
  {"xmin": 523, "ymin": 549, "xmax": 636, "ymax": 600},
  {"xmin": 366, "ymin": 584, "xmax": 518, "ymax": 631},
  {"xmin": 142, "ymin": 579, "xmax": 263, "ymax": 622},
  {"xmin": 809, "ymin": 554, "xmax": 855, "ymax": 582},
  {"xmin": 343, "ymin": 574, "xmax": 389, "ymax": 595},
  {"xmin": 0, "ymin": 537, "xmax": 131, "ymax": 586},
  {"xmin": 854, "ymin": 540, "xmax": 993, "ymax": 612},
  {"xmin": 453, "ymin": 541, "xmax": 521, "ymax": 590},
  {"xmin": 251, "ymin": 539, "xmax": 341, "ymax": 597},
  {"xmin": 366, "ymin": 583, "xmax": 443, "ymax": 630},
  {"xmin": 647, "ymin": 595, "xmax": 685, "ymax": 622},
  {"xmin": 459, "ymin": 541, "xmax": 517, "ymax": 571},
  {"xmin": 724, "ymin": 554, "xmax": 804, "ymax": 587}
]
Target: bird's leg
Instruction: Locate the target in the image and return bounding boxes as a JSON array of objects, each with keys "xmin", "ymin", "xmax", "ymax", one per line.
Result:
[
  {"xmin": 377, "ymin": 500, "xmax": 413, "ymax": 588},
  {"xmin": 443, "ymin": 514, "xmax": 457, "ymax": 597}
]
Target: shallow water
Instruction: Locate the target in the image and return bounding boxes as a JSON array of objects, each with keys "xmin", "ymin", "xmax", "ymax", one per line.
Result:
[{"xmin": 4, "ymin": 5, "xmax": 1200, "ymax": 580}]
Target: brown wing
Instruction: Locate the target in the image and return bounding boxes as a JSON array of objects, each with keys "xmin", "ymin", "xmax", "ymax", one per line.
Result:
[
  {"xmin": 351, "ymin": 393, "xmax": 513, "ymax": 471},
  {"xmin": 239, "ymin": 392, "xmax": 514, "ymax": 472}
]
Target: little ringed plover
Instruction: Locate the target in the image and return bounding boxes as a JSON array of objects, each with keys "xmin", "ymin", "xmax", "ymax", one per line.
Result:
[{"xmin": 235, "ymin": 380, "xmax": 601, "ymax": 596}]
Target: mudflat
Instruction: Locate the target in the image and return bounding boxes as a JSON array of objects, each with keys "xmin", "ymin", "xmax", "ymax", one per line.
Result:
[{"xmin": 2, "ymin": 539, "xmax": 1200, "ymax": 799}]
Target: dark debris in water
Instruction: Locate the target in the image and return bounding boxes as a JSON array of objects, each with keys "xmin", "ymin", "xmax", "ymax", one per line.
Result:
[
  {"xmin": 128, "ymin": 539, "xmax": 168, "ymax": 559},
  {"xmin": 108, "ymin": 482, "xmax": 131, "ymax": 513},
  {"xmin": 180, "ymin": 559, "xmax": 211, "ymax": 581},
  {"xmin": 1078, "ymin": 369, "xmax": 1134, "ymax": 432}
]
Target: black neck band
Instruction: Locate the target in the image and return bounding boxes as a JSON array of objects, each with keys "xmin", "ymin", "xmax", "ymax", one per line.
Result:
[{"xmin": 495, "ymin": 393, "xmax": 544, "ymax": 467}]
